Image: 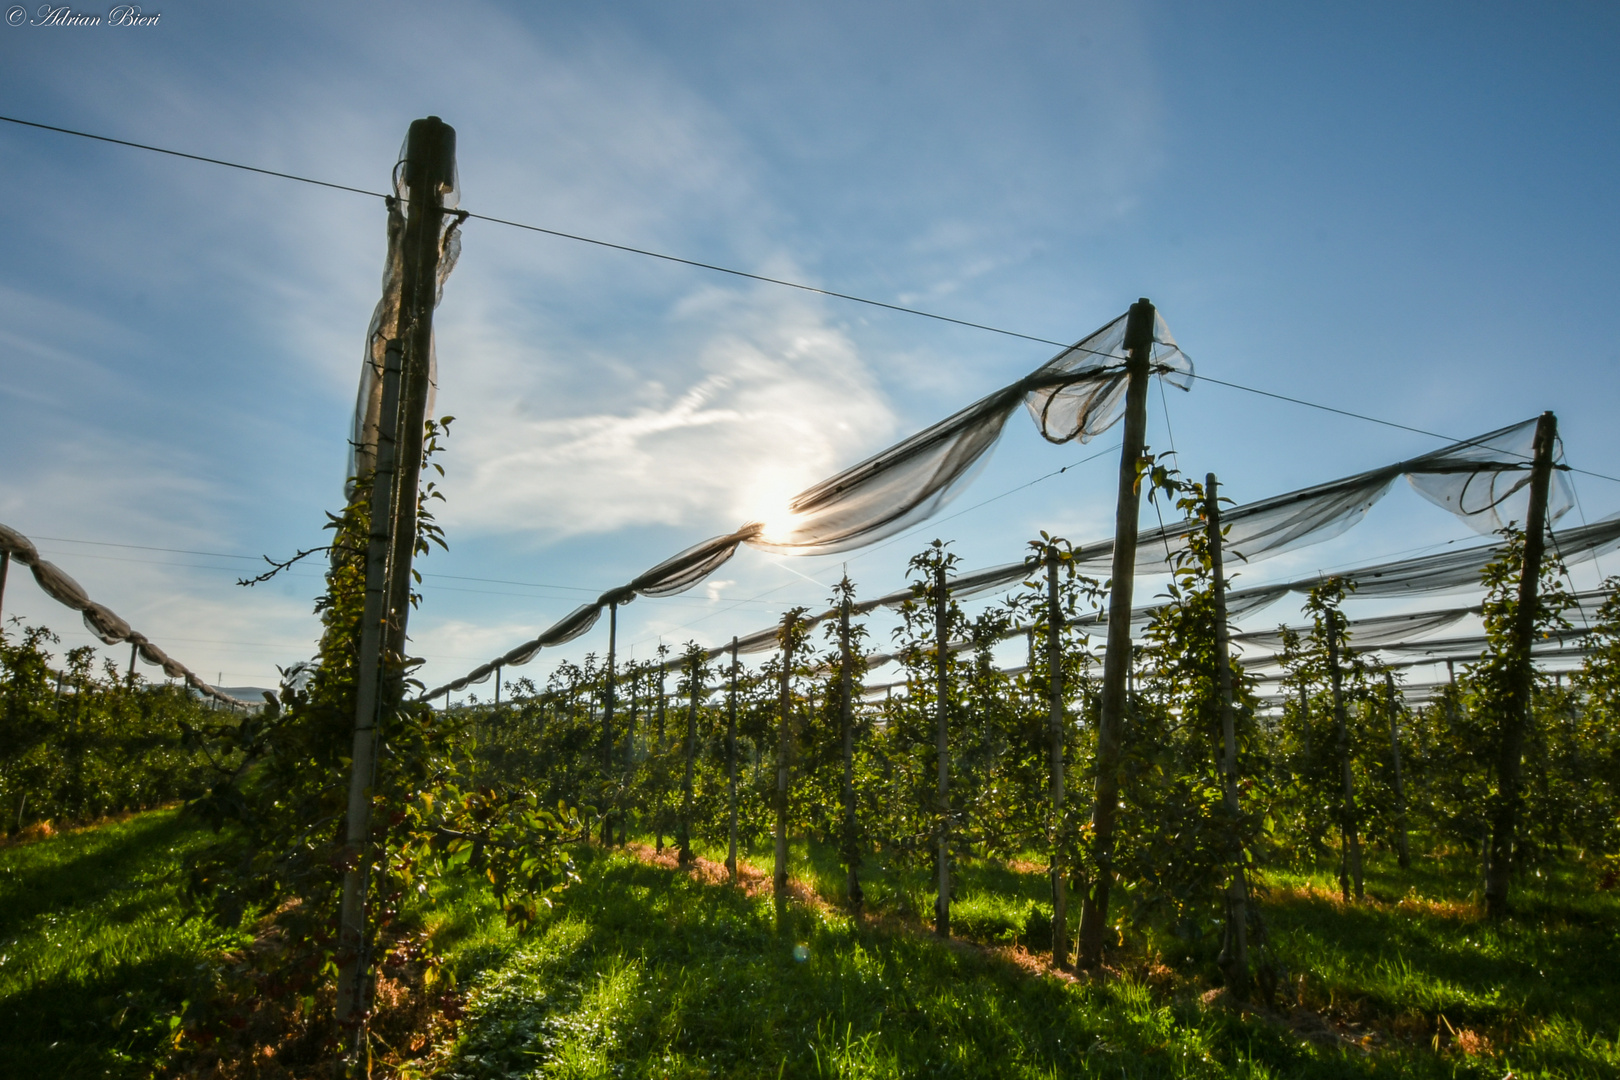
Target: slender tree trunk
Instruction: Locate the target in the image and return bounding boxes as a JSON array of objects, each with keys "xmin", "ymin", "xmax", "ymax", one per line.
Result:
[
  {"xmin": 774, "ymin": 613, "xmax": 797, "ymax": 931},
  {"xmin": 1206, "ymin": 475, "xmax": 1249, "ymax": 991},
  {"xmin": 1385, "ymin": 671, "xmax": 1411, "ymax": 870},
  {"xmin": 679, "ymin": 652, "xmax": 699, "ymax": 866},
  {"xmin": 655, "ymin": 665, "xmax": 667, "ymax": 853},
  {"xmin": 1486, "ymin": 411, "xmax": 1557, "ymax": 918},
  {"xmin": 1045, "ymin": 551, "xmax": 1069, "ymax": 967},
  {"xmin": 1298, "ymin": 681, "xmax": 1311, "ymax": 765},
  {"xmin": 602, "ymin": 601, "xmax": 617, "ymax": 845},
  {"xmin": 1078, "ymin": 298, "xmax": 1156, "ymax": 967},
  {"xmin": 620, "ymin": 670, "xmax": 638, "ymax": 846},
  {"xmin": 1327, "ymin": 609, "xmax": 1363, "ymax": 902},
  {"xmin": 839, "ymin": 589, "xmax": 863, "ymax": 909},
  {"xmin": 934, "ymin": 561, "xmax": 952, "ymax": 938},
  {"xmin": 726, "ymin": 638, "xmax": 740, "ymax": 881}
]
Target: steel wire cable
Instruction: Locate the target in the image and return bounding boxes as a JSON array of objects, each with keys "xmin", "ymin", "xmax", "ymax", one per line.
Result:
[{"xmin": 7, "ymin": 113, "xmax": 1618, "ymax": 486}]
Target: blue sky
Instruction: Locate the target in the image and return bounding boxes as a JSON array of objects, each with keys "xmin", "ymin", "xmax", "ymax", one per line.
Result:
[{"xmin": 2, "ymin": 1, "xmax": 1617, "ymax": 694}]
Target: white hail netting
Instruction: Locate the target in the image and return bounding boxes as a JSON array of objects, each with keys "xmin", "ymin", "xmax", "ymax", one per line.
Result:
[
  {"xmin": 427, "ymin": 406, "xmax": 1600, "ymax": 696},
  {"xmin": 0, "ymin": 522, "xmax": 249, "ymax": 707},
  {"xmin": 739, "ymin": 415, "xmax": 1580, "ymax": 657},
  {"xmin": 345, "ymin": 141, "xmax": 464, "ymax": 497},
  {"xmin": 423, "ymin": 309, "xmax": 1193, "ymax": 697},
  {"xmin": 699, "ymin": 426, "xmax": 1599, "ymax": 672}
]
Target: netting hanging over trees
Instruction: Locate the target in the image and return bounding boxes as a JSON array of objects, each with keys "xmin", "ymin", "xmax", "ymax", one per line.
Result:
[
  {"xmin": 0, "ymin": 522, "xmax": 248, "ymax": 707},
  {"xmin": 424, "ymin": 309, "xmax": 1192, "ymax": 697},
  {"xmin": 424, "ymin": 412, "xmax": 1599, "ymax": 699}
]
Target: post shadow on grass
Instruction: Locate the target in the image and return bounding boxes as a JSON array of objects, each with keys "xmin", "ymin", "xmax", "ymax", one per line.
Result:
[
  {"xmin": 450, "ymin": 851, "xmax": 1397, "ymax": 1080},
  {"xmin": 0, "ymin": 811, "xmax": 198, "ymax": 937}
]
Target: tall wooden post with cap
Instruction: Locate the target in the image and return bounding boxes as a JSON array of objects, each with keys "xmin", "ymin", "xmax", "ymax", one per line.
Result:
[
  {"xmin": 337, "ymin": 116, "xmax": 456, "ymax": 1032},
  {"xmin": 1485, "ymin": 411, "xmax": 1558, "ymax": 917},
  {"xmin": 1077, "ymin": 297, "xmax": 1156, "ymax": 967}
]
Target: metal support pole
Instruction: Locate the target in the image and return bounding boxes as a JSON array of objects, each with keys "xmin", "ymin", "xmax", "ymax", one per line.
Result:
[
  {"xmin": 1078, "ymin": 298, "xmax": 1156, "ymax": 967},
  {"xmin": 1486, "ymin": 411, "xmax": 1557, "ymax": 918},
  {"xmin": 1206, "ymin": 475, "xmax": 1249, "ymax": 990},
  {"xmin": 0, "ymin": 549, "xmax": 9, "ymax": 627}
]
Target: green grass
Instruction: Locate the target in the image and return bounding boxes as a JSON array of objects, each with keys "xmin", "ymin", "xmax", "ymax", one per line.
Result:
[
  {"xmin": 437, "ymin": 839, "xmax": 1620, "ymax": 1079},
  {"xmin": 0, "ymin": 809, "xmax": 242, "ymax": 1077},
  {"xmin": 1262, "ymin": 851, "xmax": 1620, "ymax": 1073},
  {"xmin": 7, "ymin": 815, "xmax": 1616, "ymax": 1078}
]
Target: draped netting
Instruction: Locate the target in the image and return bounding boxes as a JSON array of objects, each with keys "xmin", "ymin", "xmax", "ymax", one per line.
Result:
[
  {"xmin": 752, "ymin": 415, "xmax": 1581, "ymax": 647},
  {"xmin": 0, "ymin": 522, "xmax": 249, "ymax": 707},
  {"xmin": 423, "ymin": 407, "xmax": 1601, "ymax": 698},
  {"xmin": 449, "ymin": 428, "xmax": 1613, "ymax": 698},
  {"xmin": 345, "ymin": 139, "xmax": 465, "ymax": 497},
  {"xmin": 421, "ymin": 308, "xmax": 1193, "ymax": 697}
]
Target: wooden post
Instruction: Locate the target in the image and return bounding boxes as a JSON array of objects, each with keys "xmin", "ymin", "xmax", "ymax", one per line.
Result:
[
  {"xmin": 678, "ymin": 649, "xmax": 699, "ymax": 865},
  {"xmin": 1206, "ymin": 475, "xmax": 1249, "ymax": 990},
  {"xmin": 1045, "ymin": 548, "xmax": 1069, "ymax": 967},
  {"xmin": 1486, "ymin": 411, "xmax": 1557, "ymax": 918},
  {"xmin": 127, "ymin": 642, "xmax": 138, "ymax": 688},
  {"xmin": 726, "ymin": 638, "xmax": 740, "ymax": 881},
  {"xmin": 934, "ymin": 559, "xmax": 952, "ymax": 938},
  {"xmin": 494, "ymin": 663, "xmax": 502, "ymax": 710},
  {"xmin": 1385, "ymin": 670, "xmax": 1410, "ymax": 870},
  {"xmin": 337, "ymin": 117, "xmax": 455, "ymax": 1033},
  {"xmin": 0, "ymin": 549, "xmax": 9, "ymax": 626},
  {"xmin": 839, "ymin": 584, "xmax": 862, "ymax": 909},
  {"xmin": 1077, "ymin": 298, "xmax": 1156, "ymax": 967},
  {"xmin": 602, "ymin": 600, "xmax": 617, "ymax": 845},
  {"xmin": 774, "ymin": 611, "xmax": 798, "ymax": 931},
  {"xmin": 1326, "ymin": 608, "xmax": 1363, "ymax": 902}
]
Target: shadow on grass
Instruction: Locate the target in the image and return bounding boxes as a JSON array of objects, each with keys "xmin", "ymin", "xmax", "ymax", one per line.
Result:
[
  {"xmin": 443, "ymin": 848, "xmax": 1542, "ymax": 1080},
  {"xmin": 0, "ymin": 810, "xmax": 199, "ymax": 937},
  {"xmin": 1263, "ymin": 854, "xmax": 1620, "ymax": 1039},
  {"xmin": 0, "ymin": 810, "xmax": 218, "ymax": 1079}
]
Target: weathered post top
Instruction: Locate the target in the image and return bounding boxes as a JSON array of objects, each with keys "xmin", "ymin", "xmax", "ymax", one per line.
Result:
[
  {"xmin": 1122, "ymin": 297, "xmax": 1156, "ymax": 357},
  {"xmin": 404, "ymin": 115, "xmax": 457, "ymax": 195}
]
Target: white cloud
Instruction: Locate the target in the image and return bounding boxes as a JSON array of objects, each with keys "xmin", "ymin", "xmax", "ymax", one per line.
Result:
[{"xmin": 444, "ymin": 280, "xmax": 896, "ymax": 538}]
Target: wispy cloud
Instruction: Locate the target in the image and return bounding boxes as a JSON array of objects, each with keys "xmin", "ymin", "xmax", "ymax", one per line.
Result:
[{"xmin": 444, "ymin": 279, "xmax": 896, "ymax": 538}]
